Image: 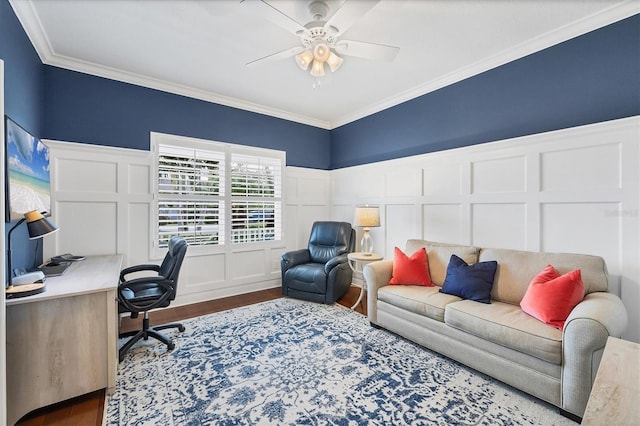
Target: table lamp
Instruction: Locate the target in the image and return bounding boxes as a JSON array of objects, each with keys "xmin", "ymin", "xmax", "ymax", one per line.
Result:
[
  {"xmin": 6, "ymin": 210, "xmax": 59, "ymax": 299},
  {"xmin": 354, "ymin": 205, "xmax": 380, "ymax": 256}
]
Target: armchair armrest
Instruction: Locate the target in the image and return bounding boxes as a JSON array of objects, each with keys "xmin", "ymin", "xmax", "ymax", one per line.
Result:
[
  {"xmin": 118, "ymin": 276, "xmax": 175, "ymax": 313},
  {"xmin": 561, "ymin": 291, "xmax": 628, "ymax": 417},
  {"xmin": 363, "ymin": 260, "xmax": 394, "ymax": 324},
  {"xmin": 120, "ymin": 263, "xmax": 161, "ymax": 282},
  {"xmin": 325, "ymin": 253, "xmax": 348, "ymax": 273},
  {"xmin": 281, "ymin": 249, "xmax": 311, "ymax": 271}
]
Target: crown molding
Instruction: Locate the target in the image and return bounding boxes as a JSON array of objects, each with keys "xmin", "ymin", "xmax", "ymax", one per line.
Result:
[
  {"xmin": 46, "ymin": 54, "xmax": 333, "ymax": 130},
  {"xmin": 10, "ymin": 0, "xmax": 638, "ymax": 131},
  {"xmin": 8, "ymin": 0, "xmax": 332, "ymax": 130},
  {"xmin": 329, "ymin": 1, "xmax": 640, "ymax": 129}
]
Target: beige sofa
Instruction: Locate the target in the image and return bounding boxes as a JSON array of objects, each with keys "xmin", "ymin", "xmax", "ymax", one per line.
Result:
[{"xmin": 363, "ymin": 239, "xmax": 628, "ymax": 419}]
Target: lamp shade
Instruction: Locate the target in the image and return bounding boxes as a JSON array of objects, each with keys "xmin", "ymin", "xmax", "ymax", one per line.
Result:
[
  {"xmin": 354, "ymin": 206, "xmax": 380, "ymax": 228},
  {"xmin": 24, "ymin": 210, "xmax": 59, "ymax": 239},
  {"xmin": 327, "ymin": 51, "xmax": 343, "ymax": 72},
  {"xmin": 310, "ymin": 59, "xmax": 325, "ymax": 77},
  {"xmin": 313, "ymin": 42, "xmax": 331, "ymax": 62},
  {"xmin": 295, "ymin": 50, "xmax": 313, "ymax": 71}
]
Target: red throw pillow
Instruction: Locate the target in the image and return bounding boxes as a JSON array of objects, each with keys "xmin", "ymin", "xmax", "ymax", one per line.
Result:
[
  {"xmin": 520, "ymin": 265, "xmax": 585, "ymax": 330},
  {"xmin": 389, "ymin": 247, "xmax": 432, "ymax": 286}
]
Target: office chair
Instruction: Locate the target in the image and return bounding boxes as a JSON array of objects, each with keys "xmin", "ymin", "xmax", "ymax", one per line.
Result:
[
  {"xmin": 117, "ymin": 236, "xmax": 188, "ymax": 362},
  {"xmin": 281, "ymin": 221, "xmax": 355, "ymax": 304}
]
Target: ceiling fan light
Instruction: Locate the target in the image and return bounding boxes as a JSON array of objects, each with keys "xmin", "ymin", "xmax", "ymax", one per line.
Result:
[
  {"xmin": 310, "ymin": 59, "xmax": 325, "ymax": 77},
  {"xmin": 327, "ymin": 51, "xmax": 343, "ymax": 72},
  {"xmin": 295, "ymin": 50, "xmax": 313, "ymax": 71},
  {"xmin": 313, "ymin": 42, "xmax": 330, "ymax": 62}
]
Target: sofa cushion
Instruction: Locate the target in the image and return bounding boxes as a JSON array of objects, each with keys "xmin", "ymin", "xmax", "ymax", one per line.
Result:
[
  {"xmin": 378, "ymin": 285, "xmax": 461, "ymax": 322},
  {"xmin": 389, "ymin": 247, "xmax": 432, "ymax": 286},
  {"xmin": 440, "ymin": 255, "xmax": 497, "ymax": 303},
  {"xmin": 445, "ymin": 300, "xmax": 563, "ymax": 364},
  {"xmin": 405, "ymin": 240, "xmax": 480, "ymax": 286},
  {"xmin": 520, "ymin": 266, "xmax": 584, "ymax": 330},
  {"xmin": 479, "ymin": 248, "xmax": 608, "ymax": 305}
]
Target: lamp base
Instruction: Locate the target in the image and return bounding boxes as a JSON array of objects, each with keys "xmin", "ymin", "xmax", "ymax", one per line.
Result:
[{"xmin": 6, "ymin": 283, "xmax": 46, "ymax": 299}]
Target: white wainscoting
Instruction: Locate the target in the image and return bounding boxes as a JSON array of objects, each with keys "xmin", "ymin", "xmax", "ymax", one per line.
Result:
[
  {"xmin": 331, "ymin": 117, "xmax": 639, "ymax": 343},
  {"xmin": 44, "ymin": 140, "xmax": 291, "ymax": 307},
  {"xmin": 42, "ymin": 116, "xmax": 639, "ymax": 342},
  {"xmin": 284, "ymin": 166, "xmax": 332, "ymax": 250}
]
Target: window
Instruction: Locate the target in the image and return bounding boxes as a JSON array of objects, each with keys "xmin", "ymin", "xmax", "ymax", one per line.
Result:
[
  {"xmin": 153, "ymin": 133, "xmax": 283, "ymax": 249},
  {"xmin": 231, "ymin": 154, "xmax": 281, "ymax": 244}
]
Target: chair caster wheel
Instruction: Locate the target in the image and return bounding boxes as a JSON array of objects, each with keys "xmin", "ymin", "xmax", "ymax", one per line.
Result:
[
  {"xmin": 168, "ymin": 342, "xmax": 175, "ymax": 351},
  {"xmin": 179, "ymin": 325, "xmax": 185, "ymax": 332}
]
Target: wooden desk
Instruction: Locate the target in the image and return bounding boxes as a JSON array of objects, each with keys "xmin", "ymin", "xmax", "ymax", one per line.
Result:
[
  {"xmin": 5, "ymin": 255, "xmax": 122, "ymax": 426},
  {"xmin": 582, "ymin": 336, "xmax": 640, "ymax": 425}
]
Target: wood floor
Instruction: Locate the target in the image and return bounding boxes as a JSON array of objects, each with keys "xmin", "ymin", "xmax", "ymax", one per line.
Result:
[{"xmin": 15, "ymin": 286, "xmax": 368, "ymax": 425}]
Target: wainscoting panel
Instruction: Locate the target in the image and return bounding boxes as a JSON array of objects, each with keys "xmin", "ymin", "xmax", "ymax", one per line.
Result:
[
  {"xmin": 385, "ymin": 170, "xmax": 421, "ymax": 198},
  {"xmin": 231, "ymin": 250, "xmax": 266, "ymax": 280},
  {"xmin": 330, "ymin": 117, "xmax": 639, "ymax": 342},
  {"xmin": 55, "ymin": 158, "xmax": 117, "ymax": 193},
  {"xmin": 54, "ymin": 201, "xmax": 118, "ymax": 255},
  {"xmin": 540, "ymin": 143, "xmax": 621, "ymax": 192},
  {"xmin": 423, "ymin": 163, "xmax": 463, "ymax": 196},
  {"xmin": 298, "ymin": 176, "xmax": 329, "ymax": 205},
  {"xmin": 125, "ymin": 202, "xmax": 151, "ymax": 267},
  {"xmin": 471, "ymin": 203, "xmax": 526, "ymax": 249},
  {"xmin": 540, "ymin": 202, "xmax": 621, "ymax": 273},
  {"xmin": 471, "ymin": 156, "xmax": 526, "ymax": 194},
  {"xmin": 285, "ymin": 167, "xmax": 332, "ymax": 250},
  {"xmin": 181, "ymin": 254, "xmax": 226, "ymax": 294},
  {"xmin": 128, "ymin": 164, "xmax": 151, "ymax": 194},
  {"xmin": 423, "ymin": 204, "xmax": 463, "ymax": 244},
  {"xmin": 385, "ymin": 204, "xmax": 420, "ymax": 255}
]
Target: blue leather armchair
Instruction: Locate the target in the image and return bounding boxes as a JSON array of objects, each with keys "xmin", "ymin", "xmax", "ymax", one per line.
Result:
[{"xmin": 281, "ymin": 221, "xmax": 355, "ymax": 304}]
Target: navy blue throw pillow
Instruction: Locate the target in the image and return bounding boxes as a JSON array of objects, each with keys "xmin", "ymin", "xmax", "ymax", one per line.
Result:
[{"xmin": 440, "ymin": 254, "xmax": 498, "ymax": 303}]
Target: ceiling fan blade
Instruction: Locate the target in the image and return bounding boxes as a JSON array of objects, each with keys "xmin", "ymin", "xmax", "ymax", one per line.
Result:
[
  {"xmin": 241, "ymin": 0, "xmax": 307, "ymax": 36},
  {"xmin": 246, "ymin": 46, "xmax": 305, "ymax": 68},
  {"xmin": 335, "ymin": 40, "xmax": 399, "ymax": 62},
  {"xmin": 324, "ymin": 0, "xmax": 380, "ymax": 37}
]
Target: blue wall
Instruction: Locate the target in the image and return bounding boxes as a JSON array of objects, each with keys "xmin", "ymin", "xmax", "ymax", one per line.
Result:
[
  {"xmin": 0, "ymin": 0, "xmax": 43, "ymax": 135},
  {"xmin": 330, "ymin": 14, "xmax": 640, "ymax": 169},
  {"xmin": 43, "ymin": 68, "xmax": 331, "ymax": 169},
  {"xmin": 1, "ymin": 0, "xmax": 46, "ymax": 275}
]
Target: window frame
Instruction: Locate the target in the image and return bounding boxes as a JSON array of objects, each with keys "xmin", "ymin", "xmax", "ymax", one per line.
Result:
[{"xmin": 151, "ymin": 132, "xmax": 285, "ymax": 258}]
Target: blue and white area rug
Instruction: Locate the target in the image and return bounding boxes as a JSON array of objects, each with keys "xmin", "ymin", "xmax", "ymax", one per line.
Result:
[{"xmin": 105, "ymin": 298, "xmax": 574, "ymax": 425}]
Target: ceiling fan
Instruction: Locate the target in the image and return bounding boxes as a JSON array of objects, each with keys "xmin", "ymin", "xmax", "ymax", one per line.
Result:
[{"xmin": 243, "ymin": 0, "xmax": 400, "ymax": 82}]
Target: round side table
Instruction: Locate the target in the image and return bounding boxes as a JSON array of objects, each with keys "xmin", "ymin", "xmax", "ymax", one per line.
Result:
[{"xmin": 348, "ymin": 252, "xmax": 383, "ymax": 310}]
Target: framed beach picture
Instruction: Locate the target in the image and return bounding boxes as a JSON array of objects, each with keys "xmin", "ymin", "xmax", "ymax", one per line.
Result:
[{"xmin": 4, "ymin": 116, "xmax": 51, "ymax": 222}]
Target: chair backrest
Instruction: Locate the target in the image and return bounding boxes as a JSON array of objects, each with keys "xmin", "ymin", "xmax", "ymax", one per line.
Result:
[
  {"xmin": 158, "ymin": 236, "xmax": 188, "ymax": 299},
  {"xmin": 308, "ymin": 221, "xmax": 354, "ymax": 264}
]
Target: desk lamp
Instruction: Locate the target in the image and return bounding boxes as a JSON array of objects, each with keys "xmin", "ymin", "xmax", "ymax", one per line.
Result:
[
  {"xmin": 354, "ymin": 205, "xmax": 380, "ymax": 256},
  {"xmin": 6, "ymin": 210, "xmax": 59, "ymax": 299}
]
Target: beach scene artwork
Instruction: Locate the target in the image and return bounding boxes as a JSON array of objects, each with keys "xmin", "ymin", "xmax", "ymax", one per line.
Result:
[{"xmin": 5, "ymin": 117, "xmax": 51, "ymax": 221}]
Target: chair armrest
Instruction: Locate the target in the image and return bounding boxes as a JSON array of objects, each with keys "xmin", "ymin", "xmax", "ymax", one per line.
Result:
[
  {"xmin": 561, "ymin": 291, "xmax": 628, "ymax": 417},
  {"xmin": 120, "ymin": 263, "xmax": 161, "ymax": 282},
  {"xmin": 118, "ymin": 276, "xmax": 175, "ymax": 313},
  {"xmin": 281, "ymin": 249, "xmax": 311, "ymax": 271},
  {"xmin": 363, "ymin": 260, "xmax": 394, "ymax": 324},
  {"xmin": 324, "ymin": 254, "xmax": 348, "ymax": 273}
]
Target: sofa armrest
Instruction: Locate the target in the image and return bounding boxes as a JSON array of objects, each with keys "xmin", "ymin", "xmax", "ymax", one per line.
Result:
[
  {"xmin": 561, "ymin": 291, "xmax": 628, "ymax": 417},
  {"xmin": 363, "ymin": 260, "xmax": 394, "ymax": 324}
]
